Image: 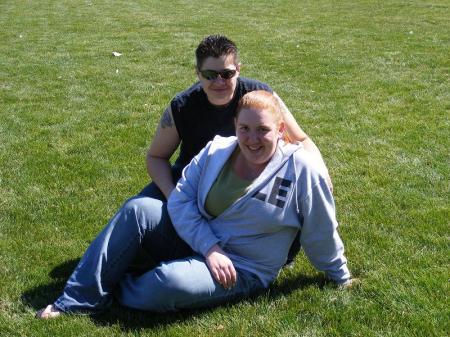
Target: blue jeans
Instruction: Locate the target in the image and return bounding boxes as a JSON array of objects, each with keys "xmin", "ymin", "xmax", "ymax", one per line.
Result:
[{"xmin": 53, "ymin": 178, "xmax": 264, "ymax": 313}]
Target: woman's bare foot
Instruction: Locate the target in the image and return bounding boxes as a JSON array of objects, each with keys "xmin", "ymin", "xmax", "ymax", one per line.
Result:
[
  {"xmin": 338, "ymin": 277, "xmax": 361, "ymax": 289},
  {"xmin": 36, "ymin": 304, "xmax": 62, "ymax": 319}
]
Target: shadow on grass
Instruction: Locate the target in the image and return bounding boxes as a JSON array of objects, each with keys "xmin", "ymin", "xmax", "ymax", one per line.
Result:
[
  {"xmin": 22, "ymin": 258, "xmax": 327, "ymax": 331},
  {"xmin": 21, "ymin": 258, "xmax": 80, "ymax": 310},
  {"xmin": 91, "ymin": 272, "xmax": 327, "ymax": 331}
]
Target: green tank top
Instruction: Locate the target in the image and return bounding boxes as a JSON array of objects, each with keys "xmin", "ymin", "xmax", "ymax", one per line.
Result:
[{"xmin": 205, "ymin": 148, "xmax": 253, "ymax": 217}]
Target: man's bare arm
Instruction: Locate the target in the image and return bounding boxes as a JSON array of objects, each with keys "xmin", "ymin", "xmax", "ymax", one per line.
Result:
[{"xmin": 147, "ymin": 105, "xmax": 181, "ymax": 199}]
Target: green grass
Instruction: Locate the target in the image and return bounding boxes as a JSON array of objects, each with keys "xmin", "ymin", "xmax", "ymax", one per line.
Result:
[{"xmin": 1, "ymin": 0, "xmax": 448, "ymax": 336}]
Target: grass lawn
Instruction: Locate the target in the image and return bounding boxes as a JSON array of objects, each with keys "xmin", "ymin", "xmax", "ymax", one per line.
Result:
[{"xmin": 0, "ymin": 0, "xmax": 448, "ymax": 336}]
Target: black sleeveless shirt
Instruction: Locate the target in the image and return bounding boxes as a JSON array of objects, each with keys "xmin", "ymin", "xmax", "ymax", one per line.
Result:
[{"xmin": 171, "ymin": 77, "xmax": 272, "ymax": 168}]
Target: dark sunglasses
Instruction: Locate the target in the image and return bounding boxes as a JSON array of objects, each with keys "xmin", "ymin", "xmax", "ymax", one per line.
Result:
[{"xmin": 199, "ymin": 69, "xmax": 237, "ymax": 80}]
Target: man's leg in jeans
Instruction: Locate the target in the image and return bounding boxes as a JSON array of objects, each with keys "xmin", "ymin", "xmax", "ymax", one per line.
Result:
[
  {"xmin": 53, "ymin": 185, "xmax": 192, "ymax": 313},
  {"xmin": 128, "ymin": 166, "xmax": 185, "ymax": 273},
  {"xmin": 139, "ymin": 165, "xmax": 183, "ymax": 199}
]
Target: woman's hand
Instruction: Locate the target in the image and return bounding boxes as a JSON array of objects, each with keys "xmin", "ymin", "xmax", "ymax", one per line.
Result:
[{"xmin": 205, "ymin": 244, "xmax": 237, "ymax": 289}]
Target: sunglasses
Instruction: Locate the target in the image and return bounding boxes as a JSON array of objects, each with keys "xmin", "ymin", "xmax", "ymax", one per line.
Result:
[{"xmin": 199, "ymin": 69, "xmax": 237, "ymax": 80}]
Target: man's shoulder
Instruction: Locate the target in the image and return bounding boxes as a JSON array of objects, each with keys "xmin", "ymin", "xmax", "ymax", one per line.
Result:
[
  {"xmin": 238, "ymin": 77, "xmax": 273, "ymax": 93},
  {"xmin": 171, "ymin": 82, "xmax": 205, "ymax": 109}
]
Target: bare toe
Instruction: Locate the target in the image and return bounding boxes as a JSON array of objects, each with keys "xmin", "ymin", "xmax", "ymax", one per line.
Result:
[
  {"xmin": 36, "ymin": 304, "xmax": 62, "ymax": 319},
  {"xmin": 339, "ymin": 277, "xmax": 361, "ymax": 289}
]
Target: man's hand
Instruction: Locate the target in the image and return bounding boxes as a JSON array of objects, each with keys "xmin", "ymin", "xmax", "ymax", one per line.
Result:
[
  {"xmin": 205, "ymin": 244, "xmax": 237, "ymax": 289},
  {"xmin": 326, "ymin": 175, "xmax": 334, "ymax": 194}
]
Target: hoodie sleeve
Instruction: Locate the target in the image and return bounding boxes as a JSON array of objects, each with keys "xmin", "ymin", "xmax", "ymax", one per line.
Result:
[
  {"xmin": 167, "ymin": 142, "xmax": 220, "ymax": 256},
  {"xmin": 299, "ymin": 176, "xmax": 351, "ymax": 284}
]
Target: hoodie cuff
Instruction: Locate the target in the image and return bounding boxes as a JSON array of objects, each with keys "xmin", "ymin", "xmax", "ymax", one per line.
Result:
[{"xmin": 199, "ymin": 238, "xmax": 221, "ymax": 257}]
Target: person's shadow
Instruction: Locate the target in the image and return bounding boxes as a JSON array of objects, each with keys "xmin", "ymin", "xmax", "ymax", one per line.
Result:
[{"xmin": 22, "ymin": 258, "xmax": 327, "ymax": 331}]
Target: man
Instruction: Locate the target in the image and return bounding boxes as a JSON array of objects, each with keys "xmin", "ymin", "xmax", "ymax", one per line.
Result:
[{"xmin": 146, "ymin": 34, "xmax": 331, "ymax": 200}]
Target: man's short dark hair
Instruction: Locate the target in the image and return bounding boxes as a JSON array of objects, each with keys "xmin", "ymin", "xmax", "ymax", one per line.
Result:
[{"xmin": 195, "ymin": 35, "xmax": 239, "ymax": 69}]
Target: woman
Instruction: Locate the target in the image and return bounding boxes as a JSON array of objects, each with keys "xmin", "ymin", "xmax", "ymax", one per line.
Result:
[{"xmin": 37, "ymin": 90, "xmax": 350, "ymax": 318}]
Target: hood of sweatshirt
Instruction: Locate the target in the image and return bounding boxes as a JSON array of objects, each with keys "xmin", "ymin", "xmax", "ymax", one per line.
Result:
[{"xmin": 196, "ymin": 135, "xmax": 302, "ymax": 221}]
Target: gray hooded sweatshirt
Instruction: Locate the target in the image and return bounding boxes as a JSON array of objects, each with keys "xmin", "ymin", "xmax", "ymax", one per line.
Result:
[{"xmin": 168, "ymin": 136, "xmax": 350, "ymax": 287}]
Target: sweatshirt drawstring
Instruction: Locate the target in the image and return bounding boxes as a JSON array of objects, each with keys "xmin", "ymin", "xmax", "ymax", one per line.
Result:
[{"xmin": 293, "ymin": 157, "xmax": 300, "ymax": 214}]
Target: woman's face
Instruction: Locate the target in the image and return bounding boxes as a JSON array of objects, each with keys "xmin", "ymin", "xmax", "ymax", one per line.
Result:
[{"xmin": 235, "ymin": 107, "xmax": 284, "ymax": 167}]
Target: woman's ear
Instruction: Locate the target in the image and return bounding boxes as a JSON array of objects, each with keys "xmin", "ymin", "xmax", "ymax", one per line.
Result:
[
  {"xmin": 279, "ymin": 121, "xmax": 291, "ymax": 142},
  {"xmin": 278, "ymin": 121, "xmax": 285, "ymax": 138}
]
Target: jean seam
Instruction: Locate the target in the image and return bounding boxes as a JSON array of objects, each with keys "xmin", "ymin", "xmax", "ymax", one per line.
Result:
[{"xmin": 103, "ymin": 204, "xmax": 144, "ymax": 281}]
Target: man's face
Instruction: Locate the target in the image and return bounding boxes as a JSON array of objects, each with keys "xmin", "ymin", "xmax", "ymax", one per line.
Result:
[{"xmin": 197, "ymin": 55, "xmax": 240, "ymax": 106}]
